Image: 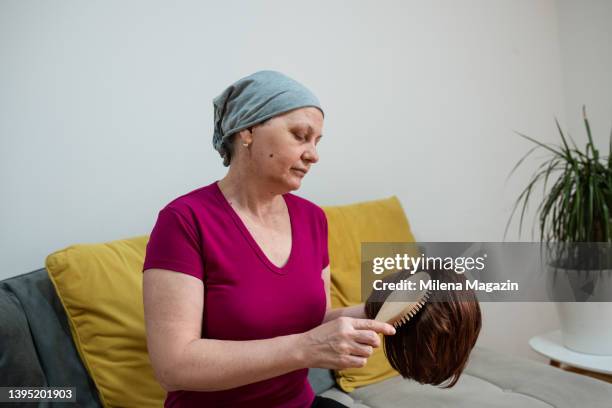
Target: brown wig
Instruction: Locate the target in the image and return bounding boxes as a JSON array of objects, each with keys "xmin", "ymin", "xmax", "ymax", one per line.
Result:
[{"xmin": 365, "ymin": 268, "xmax": 482, "ymax": 387}]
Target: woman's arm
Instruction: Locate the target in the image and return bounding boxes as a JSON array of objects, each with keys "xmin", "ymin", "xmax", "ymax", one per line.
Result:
[
  {"xmin": 320, "ymin": 265, "xmax": 367, "ymax": 323},
  {"xmin": 143, "ymin": 268, "xmax": 305, "ymax": 392},
  {"xmin": 143, "ymin": 269, "xmax": 395, "ymax": 391},
  {"xmin": 143, "ymin": 268, "xmax": 392, "ymax": 393}
]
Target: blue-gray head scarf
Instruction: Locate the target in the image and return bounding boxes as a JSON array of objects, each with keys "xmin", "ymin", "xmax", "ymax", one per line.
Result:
[{"xmin": 212, "ymin": 70, "xmax": 324, "ymax": 166}]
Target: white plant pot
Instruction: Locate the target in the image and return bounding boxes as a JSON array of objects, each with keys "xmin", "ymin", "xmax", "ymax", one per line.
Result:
[
  {"xmin": 548, "ymin": 262, "xmax": 612, "ymax": 355},
  {"xmin": 556, "ymin": 302, "xmax": 612, "ymax": 355}
]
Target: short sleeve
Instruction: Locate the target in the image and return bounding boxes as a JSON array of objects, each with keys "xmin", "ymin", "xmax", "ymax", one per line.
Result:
[
  {"xmin": 142, "ymin": 207, "xmax": 205, "ymax": 280},
  {"xmin": 319, "ymin": 208, "xmax": 330, "ymax": 270}
]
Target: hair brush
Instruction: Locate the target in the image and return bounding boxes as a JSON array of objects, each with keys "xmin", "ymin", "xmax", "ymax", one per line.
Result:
[{"xmin": 373, "ymin": 271, "xmax": 431, "ymax": 330}]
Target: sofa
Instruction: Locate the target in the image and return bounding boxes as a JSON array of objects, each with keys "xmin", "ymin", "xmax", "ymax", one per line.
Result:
[{"xmin": 2, "ymin": 195, "xmax": 612, "ymax": 407}]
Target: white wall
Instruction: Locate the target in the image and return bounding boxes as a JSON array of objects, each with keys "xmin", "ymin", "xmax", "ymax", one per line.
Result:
[
  {"xmin": 557, "ymin": 0, "xmax": 612, "ymax": 151},
  {"xmin": 3, "ymin": 0, "xmax": 607, "ymax": 361}
]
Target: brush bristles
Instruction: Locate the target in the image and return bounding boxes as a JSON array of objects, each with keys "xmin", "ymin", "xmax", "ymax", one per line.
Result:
[{"xmin": 392, "ymin": 291, "xmax": 429, "ymax": 329}]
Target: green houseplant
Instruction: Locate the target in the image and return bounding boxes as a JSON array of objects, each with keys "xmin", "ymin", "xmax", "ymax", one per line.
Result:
[{"xmin": 505, "ymin": 106, "xmax": 612, "ymax": 355}]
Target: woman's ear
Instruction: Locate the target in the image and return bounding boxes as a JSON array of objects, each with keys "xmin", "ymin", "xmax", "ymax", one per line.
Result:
[{"xmin": 237, "ymin": 128, "xmax": 254, "ymax": 146}]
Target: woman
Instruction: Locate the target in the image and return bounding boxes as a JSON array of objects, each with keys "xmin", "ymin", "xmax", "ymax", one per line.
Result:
[{"xmin": 142, "ymin": 70, "xmax": 395, "ymax": 408}]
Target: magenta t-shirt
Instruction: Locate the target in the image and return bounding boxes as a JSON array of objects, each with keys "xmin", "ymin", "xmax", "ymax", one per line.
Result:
[{"xmin": 142, "ymin": 180, "xmax": 329, "ymax": 408}]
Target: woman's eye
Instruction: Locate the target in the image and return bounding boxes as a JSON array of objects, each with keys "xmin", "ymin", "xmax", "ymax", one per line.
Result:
[{"xmin": 294, "ymin": 133, "xmax": 305, "ymax": 141}]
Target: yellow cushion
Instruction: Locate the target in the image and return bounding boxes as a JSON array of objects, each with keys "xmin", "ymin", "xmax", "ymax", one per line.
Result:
[
  {"xmin": 322, "ymin": 196, "xmax": 417, "ymax": 392},
  {"xmin": 45, "ymin": 236, "xmax": 165, "ymax": 408}
]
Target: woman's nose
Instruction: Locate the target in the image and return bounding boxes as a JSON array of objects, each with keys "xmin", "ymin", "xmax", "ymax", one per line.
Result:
[{"xmin": 303, "ymin": 142, "xmax": 319, "ymax": 164}]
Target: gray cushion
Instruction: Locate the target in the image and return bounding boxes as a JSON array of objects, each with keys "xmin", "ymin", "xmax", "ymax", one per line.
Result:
[
  {"xmin": 340, "ymin": 347, "xmax": 612, "ymax": 408},
  {"xmin": 309, "ymin": 367, "xmax": 336, "ymax": 394},
  {"xmin": 1, "ymin": 269, "xmax": 102, "ymax": 407},
  {"xmin": 0, "ymin": 283, "xmax": 47, "ymax": 388}
]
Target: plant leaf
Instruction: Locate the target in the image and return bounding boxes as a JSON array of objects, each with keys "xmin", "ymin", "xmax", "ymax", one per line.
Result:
[
  {"xmin": 555, "ymin": 118, "xmax": 577, "ymax": 165},
  {"xmin": 583, "ymin": 105, "xmax": 599, "ymax": 161},
  {"xmin": 505, "ymin": 144, "xmax": 542, "ymax": 185},
  {"xmin": 513, "ymin": 130, "xmax": 566, "ymax": 158}
]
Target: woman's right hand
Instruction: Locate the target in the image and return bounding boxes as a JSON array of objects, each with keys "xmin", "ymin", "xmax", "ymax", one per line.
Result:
[{"xmin": 298, "ymin": 316, "xmax": 396, "ymax": 369}]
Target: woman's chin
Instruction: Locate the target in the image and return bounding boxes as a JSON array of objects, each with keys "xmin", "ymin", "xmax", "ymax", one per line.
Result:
[{"xmin": 286, "ymin": 176, "xmax": 302, "ymax": 190}]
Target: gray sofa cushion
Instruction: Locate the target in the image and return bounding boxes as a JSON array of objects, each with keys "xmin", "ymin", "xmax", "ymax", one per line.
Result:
[
  {"xmin": 1, "ymin": 269, "xmax": 102, "ymax": 407},
  {"xmin": 327, "ymin": 347, "xmax": 612, "ymax": 408},
  {"xmin": 308, "ymin": 367, "xmax": 336, "ymax": 394},
  {"xmin": 0, "ymin": 284, "xmax": 47, "ymax": 388}
]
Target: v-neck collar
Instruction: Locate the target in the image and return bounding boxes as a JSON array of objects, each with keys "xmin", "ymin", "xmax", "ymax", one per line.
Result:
[{"xmin": 213, "ymin": 180, "xmax": 295, "ymax": 275}]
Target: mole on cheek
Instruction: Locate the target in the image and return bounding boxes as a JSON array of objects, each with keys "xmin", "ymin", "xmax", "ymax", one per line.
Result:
[{"xmin": 269, "ymin": 153, "xmax": 274, "ymax": 158}]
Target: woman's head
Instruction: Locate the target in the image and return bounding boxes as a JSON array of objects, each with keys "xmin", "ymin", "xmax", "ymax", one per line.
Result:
[
  {"xmin": 365, "ymin": 268, "xmax": 482, "ymax": 388},
  {"xmin": 212, "ymin": 70, "xmax": 324, "ymax": 191},
  {"xmin": 221, "ymin": 107, "xmax": 323, "ymax": 191}
]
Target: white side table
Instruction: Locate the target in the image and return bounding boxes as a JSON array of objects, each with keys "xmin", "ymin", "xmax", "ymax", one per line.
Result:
[{"xmin": 529, "ymin": 330, "xmax": 612, "ymax": 383}]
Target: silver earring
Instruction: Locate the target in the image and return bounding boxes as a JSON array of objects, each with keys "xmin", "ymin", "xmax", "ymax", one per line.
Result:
[{"xmin": 242, "ymin": 143, "xmax": 249, "ymax": 147}]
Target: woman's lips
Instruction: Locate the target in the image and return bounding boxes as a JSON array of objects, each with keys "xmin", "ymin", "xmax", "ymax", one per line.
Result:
[{"xmin": 291, "ymin": 168, "xmax": 306, "ymax": 176}]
